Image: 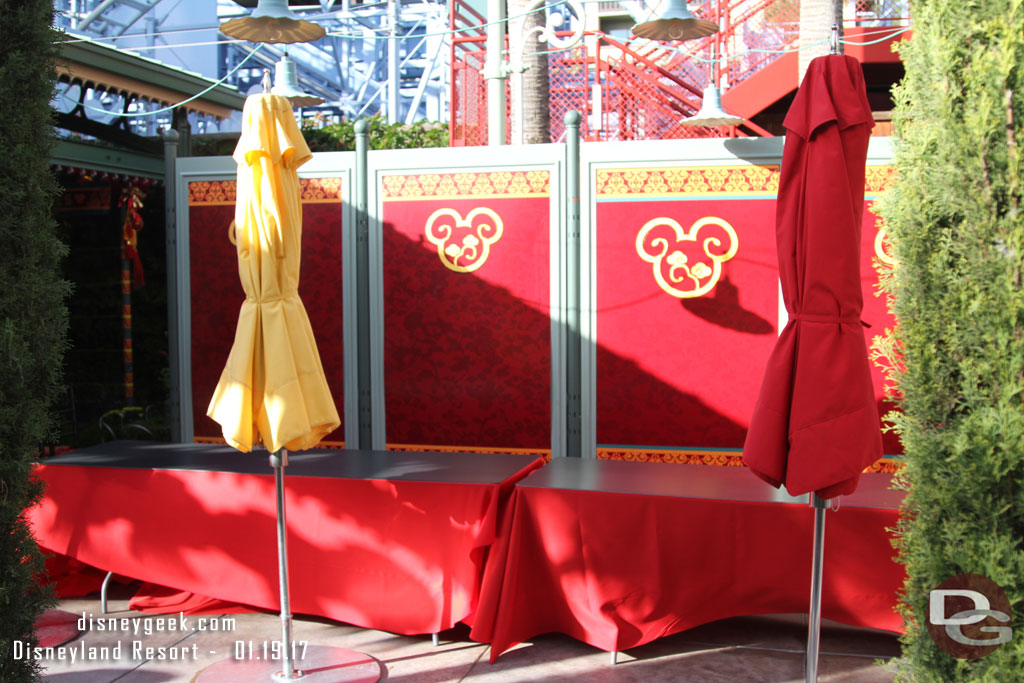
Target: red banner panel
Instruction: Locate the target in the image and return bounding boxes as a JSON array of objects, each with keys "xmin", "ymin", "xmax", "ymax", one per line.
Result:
[
  {"xmin": 595, "ymin": 165, "xmax": 782, "ymax": 454},
  {"xmin": 188, "ymin": 178, "xmax": 345, "ymax": 447},
  {"xmin": 595, "ymin": 164, "xmax": 902, "ymax": 464},
  {"xmin": 381, "ymin": 171, "xmax": 551, "ymax": 450},
  {"xmin": 862, "ymin": 166, "xmax": 902, "ymax": 456}
]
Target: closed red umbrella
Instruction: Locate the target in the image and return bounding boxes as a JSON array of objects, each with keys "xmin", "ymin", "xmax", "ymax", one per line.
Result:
[{"xmin": 743, "ymin": 53, "xmax": 882, "ymax": 499}]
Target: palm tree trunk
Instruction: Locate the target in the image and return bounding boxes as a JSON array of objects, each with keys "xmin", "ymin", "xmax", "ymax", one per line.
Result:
[
  {"xmin": 508, "ymin": 0, "xmax": 551, "ymax": 144},
  {"xmin": 799, "ymin": 0, "xmax": 845, "ymax": 80}
]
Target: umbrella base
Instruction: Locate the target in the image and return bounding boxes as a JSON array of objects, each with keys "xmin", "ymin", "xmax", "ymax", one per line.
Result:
[
  {"xmin": 193, "ymin": 645, "xmax": 384, "ymax": 682},
  {"xmin": 36, "ymin": 609, "xmax": 81, "ymax": 648}
]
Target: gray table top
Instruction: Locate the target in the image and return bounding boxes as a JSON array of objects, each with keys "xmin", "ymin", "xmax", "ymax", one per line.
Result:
[
  {"xmin": 518, "ymin": 457, "xmax": 903, "ymax": 510},
  {"xmin": 41, "ymin": 443, "xmax": 902, "ymax": 509},
  {"xmin": 40, "ymin": 440, "xmax": 542, "ymax": 485}
]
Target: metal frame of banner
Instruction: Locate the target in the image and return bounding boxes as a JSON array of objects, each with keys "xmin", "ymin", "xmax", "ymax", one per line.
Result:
[
  {"xmin": 564, "ymin": 112, "xmax": 583, "ymax": 458},
  {"xmin": 364, "ymin": 142, "xmax": 569, "ymax": 456},
  {"xmin": 173, "ymin": 152, "xmax": 359, "ymax": 447},
  {"xmin": 576, "ymin": 135, "xmax": 786, "ymax": 459},
  {"xmin": 353, "ymin": 122, "xmax": 373, "ymax": 449}
]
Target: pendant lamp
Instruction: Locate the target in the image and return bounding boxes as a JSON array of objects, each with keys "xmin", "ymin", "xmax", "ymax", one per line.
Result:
[
  {"xmin": 220, "ymin": 0, "xmax": 326, "ymax": 44},
  {"xmin": 272, "ymin": 52, "xmax": 325, "ymax": 107},
  {"xmin": 631, "ymin": 0, "xmax": 718, "ymax": 42},
  {"xmin": 679, "ymin": 86, "xmax": 744, "ymax": 127}
]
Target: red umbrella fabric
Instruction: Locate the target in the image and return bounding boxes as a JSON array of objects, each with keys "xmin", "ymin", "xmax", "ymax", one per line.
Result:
[{"xmin": 743, "ymin": 54, "xmax": 882, "ymax": 499}]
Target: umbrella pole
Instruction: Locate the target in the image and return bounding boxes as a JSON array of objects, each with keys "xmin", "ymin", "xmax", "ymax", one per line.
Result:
[
  {"xmin": 270, "ymin": 449, "xmax": 301, "ymax": 681},
  {"xmin": 805, "ymin": 493, "xmax": 827, "ymax": 682}
]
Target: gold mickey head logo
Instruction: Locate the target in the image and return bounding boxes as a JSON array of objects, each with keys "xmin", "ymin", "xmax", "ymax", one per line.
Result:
[
  {"xmin": 874, "ymin": 224, "xmax": 896, "ymax": 266},
  {"xmin": 424, "ymin": 207, "xmax": 503, "ymax": 273},
  {"xmin": 636, "ymin": 216, "xmax": 738, "ymax": 298}
]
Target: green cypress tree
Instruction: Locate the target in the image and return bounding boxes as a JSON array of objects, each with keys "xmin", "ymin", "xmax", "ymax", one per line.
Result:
[
  {"xmin": 0, "ymin": 2, "xmax": 68, "ymax": 681},
  {"xmin": 876, "ymin": 0, "xmax": 1024, "ymax": 679}
]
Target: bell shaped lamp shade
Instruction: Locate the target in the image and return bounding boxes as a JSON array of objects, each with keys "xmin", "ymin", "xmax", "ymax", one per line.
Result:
[
  {"xmin": 680, "ymin": 86, "xmax": 744, "ymax": 127},
  {"xmin": 272, "ymin": 54, "xmax": 325, "ymax": 106},
  {"xmin": 220, "ymin": 0, "xmax": 326, "ymax": 44},
  {"xmin": 631, "ymin": 0, "xmax": 719, "ymax": 41}
]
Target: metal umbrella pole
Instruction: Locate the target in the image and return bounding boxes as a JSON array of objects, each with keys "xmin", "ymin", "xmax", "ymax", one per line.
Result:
[
  {"xmin": 196, "ymin": 71, "xmax": 383, "ymax": 681},
  {"xmin": 196, "ymin": 449, "xmax": 384, "ymax": 682},
  {"xmin": 805, "ymin": 493, "xmax": 827, "ymax": 683},
  {"xmin": 270, "ymin": 449, "xmax": 298, "ymax": 681}
]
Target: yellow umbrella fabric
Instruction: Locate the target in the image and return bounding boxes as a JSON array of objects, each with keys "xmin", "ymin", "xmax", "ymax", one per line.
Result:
[{"xmin": 207, "ymin": 93, "xmax": 340, "ymax": 453}]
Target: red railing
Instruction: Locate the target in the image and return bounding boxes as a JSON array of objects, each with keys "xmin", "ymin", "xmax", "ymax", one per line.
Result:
[
  {"xmin": 645, "ymin": 0, "xmax": 800, "ymax": 92},
  {"xmin": 450, "ymin": 28, "xmax": 743, "ymax": 145},
  {"xmin": 448, "ymin": 0, "xmax": 911, "ymax": 146},
  {"xmin": 449, "ymin": 0, "xmax": 488, "ymax": 146},
  {"xmin": 587, "ymin": 33, "xmax": 713, "ymax": 141}
]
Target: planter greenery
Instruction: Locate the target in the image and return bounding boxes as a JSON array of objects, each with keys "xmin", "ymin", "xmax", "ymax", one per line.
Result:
[
  {"xmin": 193, "ymin": 115, "xmax": 448, "ymax": 157},
  {"xmin": 876, "ymin": 0, "xmax": 1024, "ymax": 679},
  {"xmin": 304, "ymin": 115, "xmax": 448, "ymax": 152},
  {"xmin": 0, "ymin": 3, "xmax": 68, "ymax": 682}
]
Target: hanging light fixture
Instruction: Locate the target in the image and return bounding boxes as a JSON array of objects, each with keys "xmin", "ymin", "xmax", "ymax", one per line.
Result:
[
  {"xmin": 679, "ymin": 85, "xmax": 744, "ymax": 127},
  {"xmin": 631, "ymin": 0, "xmax": 719, "ymax": 42},
  {"xmin": 220, "ymin": 0, "xmax": 326, "ymax": 44},
  {"xmin": 272, "ymin": 51, "xmax": 325, "ymax": 107}
]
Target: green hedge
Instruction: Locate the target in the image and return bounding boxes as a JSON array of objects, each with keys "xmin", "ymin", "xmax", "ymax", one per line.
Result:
[
  {"xmin": 876, "ymin": 0, "xmax": 1024, "ymax": 679},
  {"xmin": 0, "ymin": 3, "xmax": 68, "ymax": 681},
  {"xmin": 193, "ymin": 115, "xmax": 448, "ymax": 156},
  {"xmin": 303, "ymin": 115, "xmax": 448, "ymax": 152}
]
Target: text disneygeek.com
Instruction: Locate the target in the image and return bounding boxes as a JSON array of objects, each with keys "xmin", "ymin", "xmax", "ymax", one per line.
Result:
[{"xmin": 10, "ymin": 612, "xmax": 306, "ymax": 664}]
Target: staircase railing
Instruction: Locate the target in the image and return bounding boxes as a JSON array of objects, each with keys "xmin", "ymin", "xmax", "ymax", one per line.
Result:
[
  {"xmin": 585, "ymin": 33, "xmax": 711, "ymax": 141},
  {"xmin": 640, "ymin": 0, "xmax": 800, "ymax": 92},
  {"xmin": 449, "ymin": 0, "xmax": 491, "ymax": 146},
  {"xmin": 447, "ymin": 0, "xmax": 910, "ymax": 145}
]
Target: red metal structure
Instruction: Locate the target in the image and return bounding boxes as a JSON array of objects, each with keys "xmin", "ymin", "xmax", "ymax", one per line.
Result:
[{"xmin": 449, "ymin": 0, "xmax": 910, "ymax": 146}]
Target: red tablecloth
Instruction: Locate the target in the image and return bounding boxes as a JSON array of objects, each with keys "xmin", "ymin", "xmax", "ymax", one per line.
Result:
[
  {"xmin": 471, "ymin": 458, "xmax": 904, "ymax": 659},
  {"xmin": 29, "ymin": 442, "xmax": 543, "ymax": 635}
]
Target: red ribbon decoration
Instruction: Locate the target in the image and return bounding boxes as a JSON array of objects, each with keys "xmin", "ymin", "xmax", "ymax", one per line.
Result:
[{"xmin": 119, "ymin": 186, "xmax": 146, "ymax": 289}]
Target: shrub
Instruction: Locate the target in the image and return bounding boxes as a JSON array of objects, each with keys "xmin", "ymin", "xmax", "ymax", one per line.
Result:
[
  {"xmin": 192, "ymin": 115, "xmax": 448, "ymax": 156},
  {"xmin": 876, "ymin": 0, "xmax": 1024, "ymax": 679},
  {"xmin": 0, "ymin": 3, "xmax": 69, "ymax": 681},
  {"xmin": 303, "ymin": 115, "xmax": 448, "ymax": 151}
]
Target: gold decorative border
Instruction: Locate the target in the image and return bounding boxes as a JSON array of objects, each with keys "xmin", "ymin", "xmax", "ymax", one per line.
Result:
[
  {"xmin": 193, "ymin": 435, "xmax": 346, "ymax": 449},
  {"xmin": 865, "ymin": 165, "xmax": 896, "ymax": 194},
  {"xmin": 595, "ymin": 165, "xmax": 781, "ymax": 199},
  {"xmin": 595, "ymin": 165, "xmax": 896, "ymax": 199},
  {"xmin": 865, "ymin": 457, "xmax": 903, "ymax": 475},
  {"xmin": 596, "ymin": 447, "xmax": 903, "ymax": 474},
  {"xmin": 386, "ymin": 443, "xmax": 552, "ymax": 460},
  {"xmin": 188, "ymin": 177, "xmax": 343, "ymax": 206},
  {"xmin": 597, "ymin": 448, "xmax": 748, "ymax": 466},
  {"xmin": 381, "ymin": 171, "xmax": 550, "ymax": 201},
  {"xmin": 300, "ymin": 177, "xmax": 344, "ymax": 203},
  {"xmin": 188, "ymin": 180, "xmax": 235, "ymax": 206}
]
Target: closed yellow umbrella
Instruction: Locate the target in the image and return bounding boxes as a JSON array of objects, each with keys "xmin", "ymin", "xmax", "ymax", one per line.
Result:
[
  {"xmin": 196, "ymin": 89, "xmax": 381, "ymax": 682},
  {"xmin": 207, "ymin": 92, "xmax": 339, "ymax": 454}
]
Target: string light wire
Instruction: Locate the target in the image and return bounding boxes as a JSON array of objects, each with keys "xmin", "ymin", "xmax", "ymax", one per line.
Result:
[{"xmin": 55, "ymin": 3, "xmax": 911, "ymax": 117}]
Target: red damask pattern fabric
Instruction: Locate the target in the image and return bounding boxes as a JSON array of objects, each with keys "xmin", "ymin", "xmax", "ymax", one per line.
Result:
[
  {"xmin": 596, "ymin": 198, "xmax": 779, "ymax": 449},
  {"xmin": 861, "ymin": 200, "xmax": 903, "ymax": 456},
  {"xmin": 189, "ymin": 197, "xmax": 344, "ymax": 445},
  {"xmin": 595, "ymin": 195, "xmax": 900, "ymax": 457},
  {"xmin": 382, "ymin": 196, "xmax": 551, "ymax": 449}
]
